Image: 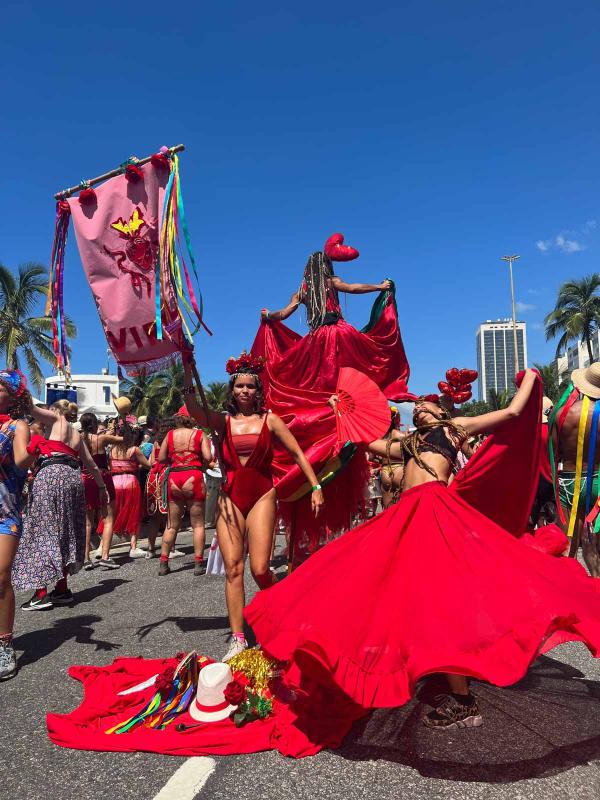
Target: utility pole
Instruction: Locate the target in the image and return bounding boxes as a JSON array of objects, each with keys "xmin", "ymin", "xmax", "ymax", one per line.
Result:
[{"xmin": 501, "ymin": 255, "xmax": 521, "ymax": 373}]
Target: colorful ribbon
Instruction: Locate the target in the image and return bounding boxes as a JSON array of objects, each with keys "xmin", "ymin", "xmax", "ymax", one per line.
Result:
[
  {"xmin": 566, "ymin": 394, "xmax": 590, "ymax": 539},
  {"xmin": 47, "ymin": 202, "xmax": 71, "ymax": 370}
]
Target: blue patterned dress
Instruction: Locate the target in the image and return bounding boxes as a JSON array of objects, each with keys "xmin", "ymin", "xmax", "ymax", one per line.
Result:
[{"xmin": 0, "ymin": 421, "xmax": 26, "ymax": 538}]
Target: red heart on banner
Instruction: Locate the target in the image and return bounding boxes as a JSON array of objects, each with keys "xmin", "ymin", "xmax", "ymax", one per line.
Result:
[{"xmin": 324, "ymin": 233, "xmax": 360, "ymax": 262}]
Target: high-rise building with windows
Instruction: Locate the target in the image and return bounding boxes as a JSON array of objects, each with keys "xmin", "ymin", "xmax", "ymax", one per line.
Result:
[{"xmin": 476, "ymin": 319, "xmax": 528, "ymax": 402}]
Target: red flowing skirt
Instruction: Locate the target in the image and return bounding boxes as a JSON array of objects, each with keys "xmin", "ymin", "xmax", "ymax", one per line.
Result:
[
  {"xmin": 246, "ymin": 481, "xmax": 600, "ymax": 710},
  {"xmin": 111, "ymin": 474, "xmax": 142, "ymax": 536},
  {"xmin": 82, "ymin": 472, "xmax": 116, "ymax": 511}
]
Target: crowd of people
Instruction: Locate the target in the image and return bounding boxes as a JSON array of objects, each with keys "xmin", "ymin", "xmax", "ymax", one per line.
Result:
[{"xmin": 3, "ymin": 233, "xmax": 600, "ymax": 762}]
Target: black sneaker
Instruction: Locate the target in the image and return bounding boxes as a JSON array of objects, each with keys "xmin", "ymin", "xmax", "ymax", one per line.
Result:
[
  {"xmin": 193, "ymin": 561, "xmax": 206, "ymax": 576},
  {"xmin": 98, "ymin": 557, "xmax": 120, "ymax": 570},
  {"xmin": 83, "ymin": 559, "xmax": 95, "ymax": 571},
  {"xmin": 423, "ymin": 694, "xmax": 483, "ymax": 730},
  {"xmin": 49, "ymin": 589, "xmax": 75, "ymax": 605},
  {"xmin": 21, "ymin": 593, "xmax": 53, "ymax": 611},
  {"xmin": 158, "ymin": 561, "xmax": 170, "ymax": 576}
]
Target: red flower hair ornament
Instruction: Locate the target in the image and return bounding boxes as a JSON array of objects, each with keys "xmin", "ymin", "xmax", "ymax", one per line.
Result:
[
  {"xmin": 226, "ymin": 351, "xmax": 265, "ymax": 377},
  {"xmin": 125, "ymin": 164, "xmax": 144, "ymax": 183},
  {"xmin": 437, "ymin": 367, "xmax": 478, "ymax": 405},
  {"xmin": 324, "ymin": 232, "xmax": 360, "ymax": 262}
]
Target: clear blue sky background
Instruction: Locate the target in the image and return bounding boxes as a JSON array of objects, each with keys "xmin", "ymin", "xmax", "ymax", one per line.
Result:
[{"xmin": 2, "ymin": 2, "xmax": 599, "ymax": 396}]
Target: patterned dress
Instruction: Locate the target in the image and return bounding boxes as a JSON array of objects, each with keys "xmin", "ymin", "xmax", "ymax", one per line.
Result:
[
  {"xmin": 12, "ymin": 452, "xmax": 85, "ymax": 591},
  {"xmin": 0, "ymin": 421, "xmax": 26, "ymax": 538}
]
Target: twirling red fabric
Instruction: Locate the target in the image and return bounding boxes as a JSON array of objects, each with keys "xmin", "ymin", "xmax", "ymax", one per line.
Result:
[
  {"xmin": 251, "ymin": 286, "xmax": 409, "ymax": 558},
  {"xmin": 221, "ymin": 416, "xmax": 274, "ymax": 517}
]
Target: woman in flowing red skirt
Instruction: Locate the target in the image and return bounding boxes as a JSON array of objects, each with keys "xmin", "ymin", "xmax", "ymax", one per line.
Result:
[{"xmin": 246, "ymin": 370, "xmax": 600, "ymax": 730}]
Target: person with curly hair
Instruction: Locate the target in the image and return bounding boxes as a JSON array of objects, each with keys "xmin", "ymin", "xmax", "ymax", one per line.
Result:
[
  {"xmin": 182, "ymin": 353, "xmax": 324, "ymax": 661},
  {"xmin": 0, "ymin": 370, "xmax": 34, "ymax": 679}
]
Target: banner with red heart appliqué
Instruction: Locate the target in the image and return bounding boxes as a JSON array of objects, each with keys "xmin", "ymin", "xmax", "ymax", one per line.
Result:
[
  {"xmin": 48, "ymin": 151, "xmax": 206, "ymax": 376},
  {"xmin": 66, "ymin": 163, "xmax": 184, "ymax": 375}
]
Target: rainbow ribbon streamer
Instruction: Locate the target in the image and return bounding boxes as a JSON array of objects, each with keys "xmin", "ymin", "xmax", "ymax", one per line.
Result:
[
  {"xmin": 156, "ymin": 155, "xmax": 211, "ymax": 346},
  {"xmin": 548, "ymin": 383, "xmax": 578, "ymax": 526},
  {"xmin": 46, "ymin": 202, "xmax": 71, "ymax": 370}
]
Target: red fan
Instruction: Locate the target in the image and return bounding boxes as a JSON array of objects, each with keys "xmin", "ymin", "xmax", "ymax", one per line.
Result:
[{"xmin": 334, "ymin": 367, "xmax": 391, "ymax": 445}]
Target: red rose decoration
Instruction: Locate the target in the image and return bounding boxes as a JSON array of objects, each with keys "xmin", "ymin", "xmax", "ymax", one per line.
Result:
[
  {"xmin": 78, "ymin": 187, "xmax": 97, "ymax": 206},
  {"xmin": 223, "ymin": 680, "xmax": 245, "ymax": 706},
  {"xmin": 125, "ymin": 164, "xmax": 144, "ymax": 182},
  {"xmin": 155, "ymin": 665, "xmax": 176, "ymax": 698},
  {"xmin": 151, "ymin": 153, "xmax": 171, "ymax": 170}
]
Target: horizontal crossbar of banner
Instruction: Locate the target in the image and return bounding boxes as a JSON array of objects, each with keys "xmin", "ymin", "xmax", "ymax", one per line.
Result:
[{"xmin": 53, "ymin": 144, "xmax": 186, "ymax": 199}]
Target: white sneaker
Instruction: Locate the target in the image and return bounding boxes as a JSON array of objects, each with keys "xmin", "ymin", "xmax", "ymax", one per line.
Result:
[
  {"xmin": 144, "ymin": 549, "xmax": 156, "ymax": 559},
  {"xmin": 129, "ymin": 547, "xmax": 146, "ymax": 559},
  {"xmin": 222, "ymin": 637, "xmax": 248, "ymax": 662},
  {"xmin": 169, "ymin": 549, "xmax": 185, "ymax": 559}
]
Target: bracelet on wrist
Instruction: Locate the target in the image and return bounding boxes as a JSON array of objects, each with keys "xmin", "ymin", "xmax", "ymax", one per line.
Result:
[{"xmin": 311, "ymin": 484, "xmax": 322, "ymax": 492}]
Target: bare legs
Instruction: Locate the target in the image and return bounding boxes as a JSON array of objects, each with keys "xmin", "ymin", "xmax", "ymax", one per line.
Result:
[
  {"xmin": 100, "ymin": 502, "xmax": 115, "ymax": 560},
  {"xmin": 0, "ymin": 536, "xmax": 19, "ymax": 637},
  {"xmin": 190, "ymin": 501, "xmax": 206, "ymax": 562},
  {"xmin": 160, "ymin": 501, "xmax": 184, "ymax": 559},
  {"xmin": 216, "ymin": 489, "xmax": 277, "ymax": 634}
]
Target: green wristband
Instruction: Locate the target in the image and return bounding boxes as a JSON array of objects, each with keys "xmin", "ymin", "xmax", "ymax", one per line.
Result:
[{"xmin": 311, "ymin": 484, "xmax": 322, "ymax": 492}]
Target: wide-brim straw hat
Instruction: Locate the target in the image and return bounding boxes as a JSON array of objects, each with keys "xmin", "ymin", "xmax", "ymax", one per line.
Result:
[
  {"xmin": 571, "ymin": 363, "xmax": 600, "ymax": 400},
  {"xmin": 188, "ymin": 662, "xmax": 239, "ymax": 723},
  {"xmin": 112, "ymin": 395, "xmax": 132, "ymax": 416}
]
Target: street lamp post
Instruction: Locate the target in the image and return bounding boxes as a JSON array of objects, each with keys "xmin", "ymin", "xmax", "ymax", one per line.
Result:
[{"xmin": 501, "ymin": 254, "xmax": 521, "ymax": 373}]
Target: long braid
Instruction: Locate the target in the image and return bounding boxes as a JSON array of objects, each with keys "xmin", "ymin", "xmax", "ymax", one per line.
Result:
[{"xmin": 299, "ymin": 252, "xmax": 334, "ymax": 331}]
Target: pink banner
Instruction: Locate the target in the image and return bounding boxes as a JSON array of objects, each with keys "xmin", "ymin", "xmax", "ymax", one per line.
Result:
[{"xmin": 67, "ymin": 164, "xmax": 183, "ymax": 375}]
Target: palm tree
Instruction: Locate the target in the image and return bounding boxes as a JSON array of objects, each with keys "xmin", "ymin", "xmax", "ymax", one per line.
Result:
[
  {"xmin": 120, "ymin": 370, "xmax": 162, "ymax": 417},
  {"xmin": 0, "ymin": 263, "xmax": 76, "ymax": 394},
  {"xmin": 153, "ymin": 360, "xmax": 186, "ymax": 416},
  {"xmin": 545, "ymin": 274, "xmax": 600, "ymax": 363},
  {"xmin": 205, "ymin": 380, "xmax": 229, "ymax": 412},
  {"xmin": 533, "ymin": 361, "xmax": 559, "ymax": 402},
  {"xmin": 487, "ymin": 388, "xmax": 510, "ymax": 411}
]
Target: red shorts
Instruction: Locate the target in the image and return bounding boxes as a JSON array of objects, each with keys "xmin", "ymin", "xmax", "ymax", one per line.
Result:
[
  {"xmin": 82, "ymin": 471, "xmax": 116, "ymax": 510},
  {"xmin": 167, "ymin": 467, "xmax": 206, "ymax": 503}
]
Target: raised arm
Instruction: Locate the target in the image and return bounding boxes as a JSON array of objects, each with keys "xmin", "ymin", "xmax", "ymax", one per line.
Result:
[
  {"xmin": 367, "ymin": 437, "xmax": 406, "ymax": 460},
  {"xmin": 183, "ymin": 362, "xmax": 226, "ymax": 432},
  {"xmin": 30, "ymin": 404, "xmax": 57, "ymax": 427},
  {"xmin": 268, "ymin": 414, "xmax": 324, "ymax": 516},
  {"xmin": 261, "ymin": 292, "xmax": 301, "ymax": 323},
  {"xmin": 201, "ymin": 433, "xmax": 213, "ymax": 468},
  {"xmin": 99, "ymin": 433, "xmax": 124, "ymax": 447},
  {"xmin": 454, "ymin": 369, "xmax": 539, "ymax": 437},
  {"xmin": 133, "ymin": 447, "xmax": 151, "ymax": 468},
  {"xmin": 331, "ymin": 276, "xmax": 391, "ymax": 295}
]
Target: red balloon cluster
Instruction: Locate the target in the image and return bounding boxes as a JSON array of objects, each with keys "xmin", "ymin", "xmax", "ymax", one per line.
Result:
[
  {"xmin": 324, "ymin": 233, "xmax": 360, "ymax": 262},
  {"xmin": 437, "ymin": 368, "xmax": 478, "ymax": 405}
]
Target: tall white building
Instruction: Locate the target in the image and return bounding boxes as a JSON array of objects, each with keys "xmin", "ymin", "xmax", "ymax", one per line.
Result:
[
  {"xmin": 45, "ymin": 371, "xmax": 120, "ymax": 418},
  {"xmin": 476, "ymin": 319, "xmax": 528, "ymax": 402},
  {"xmin": 555, "ymin": 331, "xmax": 600, "ymax": 385}
]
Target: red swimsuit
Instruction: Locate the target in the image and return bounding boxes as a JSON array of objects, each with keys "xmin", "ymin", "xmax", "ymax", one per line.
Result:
[
  {"xmin": 221, "ymin": 415, "xmax": 274, "ymax": 517},
  {"xmin": 166, "ymin": 429, "xmax": 206, "ymax": 502}
]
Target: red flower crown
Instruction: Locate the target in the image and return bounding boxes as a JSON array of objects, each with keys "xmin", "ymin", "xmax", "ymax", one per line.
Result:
[
  {"xmin": 225, "ymin": 351, "xmax": 265, "ymax": 376},
  {"xmin": 437, "ymin": 368, "xmax": 478, "ymax": 405}
]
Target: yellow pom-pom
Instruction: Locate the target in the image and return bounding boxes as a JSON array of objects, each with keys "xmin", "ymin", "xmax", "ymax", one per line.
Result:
[{"xmin": 228, "ymin": 648, "xmax": 277, "ymax": 691}]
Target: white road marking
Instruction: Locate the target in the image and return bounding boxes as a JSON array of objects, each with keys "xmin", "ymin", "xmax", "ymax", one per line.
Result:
[{"xmin": 152, "ymin": 757, "xmax": 216, "ymax": 800}]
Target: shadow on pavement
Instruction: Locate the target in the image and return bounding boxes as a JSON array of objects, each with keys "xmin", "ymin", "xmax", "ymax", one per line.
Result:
[
  {"xmin": 338, "ymin": 655, "xmax": 600, "ymax": 782},
  {"xmin": 14, "ymin": 614, "xmax": 121, "ymax": 668},
  {"xmin": 136, "ymin": 615, "xmax": 230, "ymax": 640},
  {"xmin": 69, "ymin": 577, "xmax": 132, "ymax": 605}
]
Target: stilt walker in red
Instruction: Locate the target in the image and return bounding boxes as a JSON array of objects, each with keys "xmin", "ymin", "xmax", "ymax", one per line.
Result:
[{"xmin": 252, "ymin": 233, "xmax": 410, "ymax": 565}]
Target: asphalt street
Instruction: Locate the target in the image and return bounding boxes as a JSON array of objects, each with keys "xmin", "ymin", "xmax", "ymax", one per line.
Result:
[{"xmin": 2, "ymin": 528, "xmax": 600, "ymax": 800}]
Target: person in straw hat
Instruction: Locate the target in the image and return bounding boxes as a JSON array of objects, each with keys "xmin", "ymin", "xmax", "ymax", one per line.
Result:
[{"xmin": 553, "ymin": 362, "xmax": 600, "ymax": 575}]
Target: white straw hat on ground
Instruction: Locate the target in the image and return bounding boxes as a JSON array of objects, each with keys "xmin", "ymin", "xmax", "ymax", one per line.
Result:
[
  {"xmin": 188, "ymin": 662, "xmax": 239, "ymax": 722},
  {"xmin": 571, "ymin": 362, "xmax": 600, "ymax": 400}
]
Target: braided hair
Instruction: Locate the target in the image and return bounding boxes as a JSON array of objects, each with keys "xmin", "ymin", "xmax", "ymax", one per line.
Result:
[{"xmin": 299, "ymin": 252, "xmax": 335, "ymax": 331}]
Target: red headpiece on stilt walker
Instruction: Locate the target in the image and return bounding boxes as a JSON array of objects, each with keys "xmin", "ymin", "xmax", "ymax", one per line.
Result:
[{"xmin": 323, "ymin": 233, "xmax": 360, "ymax": 262}]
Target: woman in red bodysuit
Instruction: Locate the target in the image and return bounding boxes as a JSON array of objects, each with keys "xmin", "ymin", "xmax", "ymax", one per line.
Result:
[
  {"xmin": 157, "ymin": 411, "xmax": 212, "ymax": 577},
  {"xmin": 183, "ymin": 353, "xmax": 324, "ymax": 661}
]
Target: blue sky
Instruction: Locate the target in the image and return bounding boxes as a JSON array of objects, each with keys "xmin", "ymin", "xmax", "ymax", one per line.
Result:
[{"xmin": 2, "ymin": 2, "xmax": 599, "ymax": 395}]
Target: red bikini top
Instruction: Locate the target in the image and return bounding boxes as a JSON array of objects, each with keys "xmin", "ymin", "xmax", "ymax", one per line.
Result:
[
  {"xmin": 222, "ymin": 415, "xmax": 273, "ymax": 484},
  {"xmin": 27, "ymin": 437, "xmax": 79, "ymax": 459},
  {"xmin": 167, "ymin": 429, "xmax": 204, "ymax": 468},
  {"xmin": 232, "ymin": 433, "xmax": 259, "ymax": 458}
]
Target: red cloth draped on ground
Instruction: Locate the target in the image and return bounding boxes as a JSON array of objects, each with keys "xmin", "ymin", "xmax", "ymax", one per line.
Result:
[
  {"xmin": 251, "ymin": 286, "xmax": 409, "ymax": 558},
  {"xmin": 47, "ymin": 657, "xmax": 365, "ymax": 758}
]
